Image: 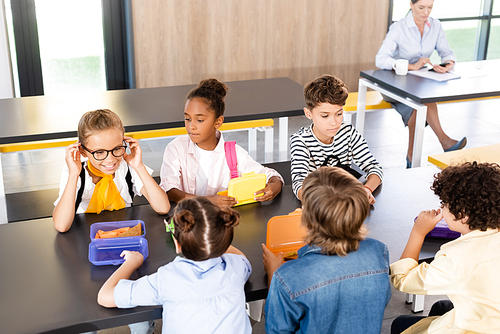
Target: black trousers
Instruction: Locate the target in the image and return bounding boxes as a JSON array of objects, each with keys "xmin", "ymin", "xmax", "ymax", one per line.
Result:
[{"xmin": 391, "ymin": 300, "xmax": 454, "ymax": 334}]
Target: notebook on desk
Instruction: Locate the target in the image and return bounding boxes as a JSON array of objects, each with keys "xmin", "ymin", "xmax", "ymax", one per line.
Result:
[{"xmin": 408, "ymin": 68, "xmax": 461, "ymax": 82}]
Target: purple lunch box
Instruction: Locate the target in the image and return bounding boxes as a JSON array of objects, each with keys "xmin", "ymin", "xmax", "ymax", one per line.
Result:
[
  {"xmin": 421, "ymin": 217, "xmax": 461, "ymax": 239},
  {"xmin": 88, "ymin": 220, "xmax": 148, "ymax": 266}
]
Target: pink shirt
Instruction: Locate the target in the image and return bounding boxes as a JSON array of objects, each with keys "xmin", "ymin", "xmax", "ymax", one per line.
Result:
[{"xmin": 160, "ymin": 131, "xmax": 283, "ymax": 196}]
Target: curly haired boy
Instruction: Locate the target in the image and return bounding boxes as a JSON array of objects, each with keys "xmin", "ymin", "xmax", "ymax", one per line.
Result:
[{"xmin": 391, "ymin": 162, "xmax": 500, "ymax": 334}]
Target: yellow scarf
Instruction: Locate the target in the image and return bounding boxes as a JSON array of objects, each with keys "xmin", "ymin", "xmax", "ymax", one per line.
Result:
[{"xmin": 85, "ymin": 161, "xmax": 126, "ymax": 214}]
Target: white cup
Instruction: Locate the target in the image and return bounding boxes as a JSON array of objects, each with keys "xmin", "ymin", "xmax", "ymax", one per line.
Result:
[{"xmin": 394, "ymin": 59, "xmax": 409, "ymax": 75}]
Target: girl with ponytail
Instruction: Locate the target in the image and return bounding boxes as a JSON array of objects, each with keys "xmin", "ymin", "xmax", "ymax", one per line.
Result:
[
  {"xmin": 160, "ymin": 78, "xmax": 283, "ymax": 207},
  {"xmin": 98, "ymin": 196, "xmax": 252, "ymax": 334}
]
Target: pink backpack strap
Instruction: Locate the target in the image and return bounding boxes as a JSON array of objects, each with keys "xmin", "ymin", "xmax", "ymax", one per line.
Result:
[{"xmin": 224, "ymin": 141, "xmax": 239, "ymax": 179}]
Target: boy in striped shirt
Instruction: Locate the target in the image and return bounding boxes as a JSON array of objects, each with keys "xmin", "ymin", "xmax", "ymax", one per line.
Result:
[{"xmin": 290, "ymin": 74, "xmax": 383, "ymax": 203}]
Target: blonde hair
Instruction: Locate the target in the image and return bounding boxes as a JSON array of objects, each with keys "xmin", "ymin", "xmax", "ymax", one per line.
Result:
[
  {"xmin": 301, "ymin": 167, "xmax": 369, "ymax": 256},
  {"xmin": 77, "ymin": 109, "xmax": 124, "ymax": 145}
]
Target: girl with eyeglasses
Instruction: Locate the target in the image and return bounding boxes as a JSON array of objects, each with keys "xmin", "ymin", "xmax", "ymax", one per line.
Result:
[
  {"xmin": 98, "ymin": 196, "xmax": 252, "ymax": 334},
  {"xmin": 53, "ymin": 109, "xmax": 170, "ymax": 233}
]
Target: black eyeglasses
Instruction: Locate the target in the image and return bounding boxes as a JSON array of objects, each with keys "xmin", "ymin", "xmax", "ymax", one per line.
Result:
[{"xmin": 81, "ymin": 142, "xmax": 127, "ymax": 161}]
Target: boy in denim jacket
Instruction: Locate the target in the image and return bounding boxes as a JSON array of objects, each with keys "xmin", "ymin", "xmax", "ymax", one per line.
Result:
[{"xmin": 262, "ymin": 166, "xmax": 391, "ymax": 333}]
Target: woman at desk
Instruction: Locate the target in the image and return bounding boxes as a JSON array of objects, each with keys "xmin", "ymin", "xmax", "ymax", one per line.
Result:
[{"xmin": 376, "ymin": 0, "xmax": 466, "ymax": 168}]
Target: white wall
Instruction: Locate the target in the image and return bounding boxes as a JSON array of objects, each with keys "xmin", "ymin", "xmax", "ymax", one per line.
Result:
[{"xmin": 0, "ymin": 0, "xmax": 14, "ymax": 99}]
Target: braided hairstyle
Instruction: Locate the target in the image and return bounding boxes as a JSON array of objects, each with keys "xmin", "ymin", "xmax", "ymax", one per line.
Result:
[{"xmin": 172, "ymin": 197, "xmax": 240, "ymax": 261}]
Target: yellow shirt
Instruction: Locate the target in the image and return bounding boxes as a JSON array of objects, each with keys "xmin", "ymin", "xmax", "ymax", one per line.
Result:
[{"xmin": 391, "ymin": 229, "xmax": 500, "ymax": 334}]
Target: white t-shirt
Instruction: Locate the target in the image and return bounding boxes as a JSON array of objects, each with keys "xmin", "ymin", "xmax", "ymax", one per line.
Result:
[
  {"xmin": 160, "ymin": 131, "xmax": 284, "ymax": 196},
  {"xmin": 54, "ymin": 159, "xmax": 153, "ymax": 213},
  {"xmin": 194, "ymin": 144, "xmax": 214, "ymax": 196}
]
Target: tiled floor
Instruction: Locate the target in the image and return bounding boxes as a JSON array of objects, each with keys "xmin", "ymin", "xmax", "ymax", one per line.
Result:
[{"xmin": 3, "ymin": 97, "xmax": 500, "ymax": 333}]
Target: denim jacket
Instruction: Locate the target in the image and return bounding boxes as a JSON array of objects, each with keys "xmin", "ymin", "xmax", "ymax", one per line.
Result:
[{"xmin": 265, "ymin": 238, "xmax": 391, "ymax": 334}]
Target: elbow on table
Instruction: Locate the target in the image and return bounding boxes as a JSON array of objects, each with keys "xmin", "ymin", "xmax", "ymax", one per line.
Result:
[
  {"xmin": 97, "ymin": 289, "xmax": 117, "ymax": 308},
  {"xmin": 155, "ymin": 208, "xmax": 170, "ymax": 216},
  {"xmin": 53, "ymin": 218, "xmax": 71, "ymax": 233},
  {"xmin": 151, "ymin": 201, "xmax": 171, "ymax": 216}
]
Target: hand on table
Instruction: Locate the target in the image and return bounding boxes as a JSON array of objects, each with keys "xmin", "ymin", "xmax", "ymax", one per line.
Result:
[
  {"xmin": 120, "ymin": 250, "xmax": 144, "ymax": 268},
  {"xmin": 409, "ymin": 57, "xmax": 431, "ymax": 71},
  {"xmin": 262, "ymin": 244, "xmax": 284, "ymax": 276},
  {"xmin": 206, "ymin": 194, "xmax": 238, "ymax": 207},
  {"xmin": 432, "ymin": 61, "xmax": 454, "ymax": 73},
  {"xmin": 413, "ymin": 209, "xmax": 443, "ymax": 236},
  {"xmin": 255, "ymin": 177, "xmax": 282, "ymax": 202},
  {"xmin": 364, "ymin": 187, "xmax": 376, "ymax": 205}
]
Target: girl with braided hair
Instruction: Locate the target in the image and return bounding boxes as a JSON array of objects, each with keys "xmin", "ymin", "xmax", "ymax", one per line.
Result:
[{"xmin": 98, "ymin": 196, "xmax": 252, "ymax": 334}]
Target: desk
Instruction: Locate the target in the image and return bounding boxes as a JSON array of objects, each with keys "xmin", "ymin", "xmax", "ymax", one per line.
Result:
[
  {"xmin": 0, "ymin": 78, "xmax": 305, "ymax": 224},
  {"xmin": 0, "ymin": 167, "xmax": 443, "ymax": 333},
  {"xmin": 357, "ymin": 60, "xmax": 500, "ymax": 167}
]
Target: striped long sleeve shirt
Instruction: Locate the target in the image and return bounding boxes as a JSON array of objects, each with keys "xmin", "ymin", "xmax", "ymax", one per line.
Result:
[{"xmin": 290, "ymin": 123, "xmax": 383, "ymax": 197}]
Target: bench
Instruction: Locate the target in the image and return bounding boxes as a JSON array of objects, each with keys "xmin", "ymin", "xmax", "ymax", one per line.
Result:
[
  {"xmin": 342, "ymin": 91, "xmax": 392, "ymax": 124},
  {"xmin": 5, "ymin": 179, "xmax": 161, "ymax": 223},
  {"xmin": 277, "ymin": 91, "xmax": 392, "ymax": 159},
  {"xmin": 0, "ymin": 119, "xmax": 275, "ymax": 162},
  {"xmin": 0, "ymin": 119, "xmax": 275, "ymax": 223},
  {"xmin": 428, "ymin": 143, "xmax": 500, "ymax": 169}
]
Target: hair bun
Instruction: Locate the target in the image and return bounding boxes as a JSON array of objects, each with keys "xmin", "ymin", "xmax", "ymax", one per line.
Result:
[
  {"xmin": 198, "ymin": 78, "xmax": 228, "ymax": 98},
  {"xmin": 174, "ymin": 210, "xmax": 196, "ymax": 232},
  {"xmin": 218, "ymin": 207, "xmax": 240, "ymax": 228}
]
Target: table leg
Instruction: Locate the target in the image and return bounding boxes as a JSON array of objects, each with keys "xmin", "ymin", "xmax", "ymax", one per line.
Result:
[
  {"xmin": 246, "ymin": 299, "xmax": 264, "ymax": 322},
  {"xmin": 248, "ymin": 128, "xmax": 257, "ymax": 160},
  {"xmin": 357, "ymin": 78, "xmax": 427, "ymax": 168},
  {"xmin": 279, "ymin": 117, "xmax": 288, "ymax": 161},
  {"xmin": 405, "ymin": 293, "xmax": 425, "ymax": 313},
  {"xmin": 356, "ymin": 79, "xmax": 368, "ymax": 135},
  {"xmin": 265, "ymin": 126, "xmax": 274, "ymax": 163},
  {"xmin": 411, "ymin": 104, "xmax": 427, "ymax": 168},
  {"xmin": 412, "ymin": 295, "xmax": 425, "ymax": 313},
  {"xmin": 0, "ymin": 153, "xmax": 8, "ymax": 224}
]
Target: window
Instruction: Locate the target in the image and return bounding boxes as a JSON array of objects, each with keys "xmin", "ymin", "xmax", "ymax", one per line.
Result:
[
  {"xmin": 494, "ymin": 0, "xmax": 500, "ymax": 14},
  {"xmin": 5, "ymin": 0, "xmax": 133, "ymax": 97},
  {"xmin": 436, "ymin": 20, "xmax": 479, "ymax": 63},
  {"xmin": 35, "ymin": 0, "xmax": 106, "ymax": 95},
  {"xmin": 488, "ymin": 18, "xmax": 500, "ymax": 59},
  {"xmin": 389, "ymin": 0, "xmax": 500, "ymax": 62}
]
